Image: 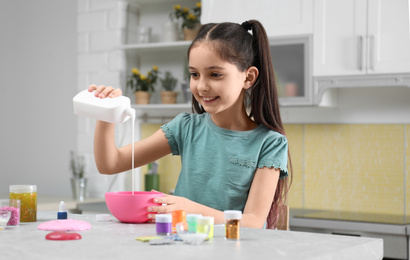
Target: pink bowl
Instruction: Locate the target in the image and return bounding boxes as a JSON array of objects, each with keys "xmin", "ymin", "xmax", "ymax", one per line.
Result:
[{"xmin": 105, "ymin": 191, "xmax": 163, "ymax": 223}]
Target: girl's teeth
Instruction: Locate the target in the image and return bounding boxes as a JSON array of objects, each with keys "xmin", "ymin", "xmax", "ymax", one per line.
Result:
[{"xmin": 203, "ymin": 97, "xmax": 215, "ymax": 101}]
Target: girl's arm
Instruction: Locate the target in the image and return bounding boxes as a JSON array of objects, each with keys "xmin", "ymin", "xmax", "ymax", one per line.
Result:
[
  {"xmin": 241, "ymin": 167, "xmax": 280, "ymax": 228},
  {"xmin": 90, "ymin": 84, "xmax": 172, "ymax": 174},
  {"xmin": 149, "ymin": 167, "xmax": 279, "ymax": 228},
  {"xmin": 94, "ymin": 126, "xmax": 171, "ymax": 174}
]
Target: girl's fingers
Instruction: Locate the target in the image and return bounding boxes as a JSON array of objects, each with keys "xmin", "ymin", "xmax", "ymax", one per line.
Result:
[
  {"xmin": 88, "ymin": 84, "xmax": 98, "ymax": 92},
  {"xmin": 99, "ymin": 86, "xmax": 114, "ymax": 98},
  {"xmin": 95, "ymin": 85, "xmax": 107, "ymax": 97},
  {"xmin": 87, "ymin": 84, "xmax": 121, "ymax": 98},
  {"xmin": 153, "ymin": 195, "xmax": 172, "ymax": 204},
  {"xmin": 109, "ymin": 88, "xmax": 123, "ymax": 98}
]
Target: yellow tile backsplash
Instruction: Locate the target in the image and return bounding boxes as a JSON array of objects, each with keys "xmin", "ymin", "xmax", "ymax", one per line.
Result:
[
  {"xmin": 141, "ymin": 123, "xmax": 408, "ymax": 216},
  {"xmin": 283, "ymin": 124, "xmax": 304, "ymax": 208},
  {"xmin": 304, "ymin": 124, "xmax": 405, "ymax": 215}
]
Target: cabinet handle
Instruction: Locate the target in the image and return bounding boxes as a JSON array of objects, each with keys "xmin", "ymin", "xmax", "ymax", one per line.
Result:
[
  {"xmin": 369, "ymin": 35, "xmax": 375, "ymax": 70},
  {"xmin": 357, "ymin": 36, "xmax": 364, "ymax": 71}
]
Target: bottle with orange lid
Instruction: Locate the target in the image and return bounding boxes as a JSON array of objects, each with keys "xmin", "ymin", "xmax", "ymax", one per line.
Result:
[{"xmin": 172, "ymin": 209, "xmax": 186, "ymax": 233}]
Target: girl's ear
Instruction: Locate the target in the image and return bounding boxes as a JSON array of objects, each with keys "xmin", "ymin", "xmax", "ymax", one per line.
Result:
[{"xmin": 244, "ymin": 66, "xmax": 259, "ymax": 89}]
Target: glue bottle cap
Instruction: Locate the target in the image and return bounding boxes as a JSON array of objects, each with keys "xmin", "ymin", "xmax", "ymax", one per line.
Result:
[{"xmin": 57, "ymin": 201, "xmax": 68, "ymax": 220}]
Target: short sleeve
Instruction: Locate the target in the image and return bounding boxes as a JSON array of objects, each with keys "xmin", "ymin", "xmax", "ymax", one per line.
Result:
[
  {"xmin": 160, "ymin": 113, "xmax": 192, "ymax": 155},
  {"xmin": 258, "ymin": 135, "xmax": 288, "ymax": 179}
]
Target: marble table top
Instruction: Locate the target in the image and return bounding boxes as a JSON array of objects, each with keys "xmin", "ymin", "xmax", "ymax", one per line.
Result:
[{"xmin": 0, "ymin": 211, "xmax": 383, "ymax": 260}]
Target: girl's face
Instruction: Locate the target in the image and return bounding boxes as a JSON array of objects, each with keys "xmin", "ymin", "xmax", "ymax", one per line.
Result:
[{"xmin": 189, "ymin": 43, "xmax": 252, "ymax": 116}]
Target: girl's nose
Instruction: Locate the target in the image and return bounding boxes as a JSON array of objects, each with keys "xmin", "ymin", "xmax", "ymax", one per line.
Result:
[{"xmin": 196, "ymin": 79, "xmax": 210, "ymax": 92}]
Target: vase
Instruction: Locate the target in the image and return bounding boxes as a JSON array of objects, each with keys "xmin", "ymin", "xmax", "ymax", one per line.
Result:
[
  {"xmin": 134, "ymin": 91, "xmax": 151, "ymax": 104},
  {"xmin": 181, "ymin": 83, "xmax": 192, "ymax": 103},
  {"xmin": 183, "ymin": 24, "xmax": 201, "ymax": 41},
  {"xmin": 162, "ymin": 22, "xmax": 180, "ymax": 42},
  {"xmin": 70, "ymin": 178, "xmax": 87, "ymax": 201},
  {"xmin": 160, "ymin": 91, "xmax": 178, "ymax": 104}
]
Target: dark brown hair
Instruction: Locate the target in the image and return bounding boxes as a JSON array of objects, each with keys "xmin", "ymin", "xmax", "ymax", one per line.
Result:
[{"xmin": 188, "ymin": 20, "xmax": 293, "ymax": 229}]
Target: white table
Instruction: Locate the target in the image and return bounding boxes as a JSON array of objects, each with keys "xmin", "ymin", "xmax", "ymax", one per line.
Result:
[{"xmin": 0, "ymin": 212, "xmax": 383, "ymax": 260}]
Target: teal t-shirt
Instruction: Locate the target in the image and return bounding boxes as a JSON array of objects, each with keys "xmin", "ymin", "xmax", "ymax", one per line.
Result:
[{"xmin": 161, "ymin": 113, "xmax": 288, "ymax": 212}]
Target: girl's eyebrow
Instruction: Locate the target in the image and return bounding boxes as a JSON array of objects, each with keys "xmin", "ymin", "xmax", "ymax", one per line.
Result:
[{"xmin": 189, "ymin": 66, "xmax": 226, "ymax": 70}]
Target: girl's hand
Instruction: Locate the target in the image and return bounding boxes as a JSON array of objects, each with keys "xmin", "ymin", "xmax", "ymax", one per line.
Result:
[
  {"xmin": 147, "ymin": 193, "xmax": 189, "ymax": 220},
  {"xmin": 88, "ymin": 84, "xmax": 122, "ymax": 98}
]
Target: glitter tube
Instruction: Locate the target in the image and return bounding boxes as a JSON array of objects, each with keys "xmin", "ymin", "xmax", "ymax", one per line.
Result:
[{"xmin": 224, "ymin": 210, "xmax": 242, "ymax": 240}]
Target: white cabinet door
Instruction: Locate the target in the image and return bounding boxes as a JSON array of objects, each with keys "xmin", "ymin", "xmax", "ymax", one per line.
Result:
[
  {"xmin": 201, "ymin": 0, "xmax": 313, "ymax": 37},
  {"xmin": 314, "ymin": 0, "xmax": 410, "ymax": 76},
  {"xmin": 367, "ymin": 0, "xmax": 410, "ymax": 74},
  {"xmin": 313, "ymin": 0, "xmax": 367, "ymax": 76}
]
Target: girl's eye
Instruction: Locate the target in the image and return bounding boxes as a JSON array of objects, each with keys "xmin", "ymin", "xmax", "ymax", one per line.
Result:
[
  {"xmin": 211, "ymin": 72, "xmax": 222, "ymax": 77},
  {"xmin": 190, "ymin": 72, "xmax": 199, "ymax": 78}
]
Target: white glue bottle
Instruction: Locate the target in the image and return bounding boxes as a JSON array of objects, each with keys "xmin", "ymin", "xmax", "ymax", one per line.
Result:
[{"xmin": 73, "ymin": 90, "xmax": 136, "ymax": 124}]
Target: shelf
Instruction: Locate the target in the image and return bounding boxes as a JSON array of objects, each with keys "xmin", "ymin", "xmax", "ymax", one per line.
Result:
[
  {"xmin": 132, "ymin": 103, "xmax": 191, "ymax": 110},
  {"xmin": 120, "ymin": 41, "xmax": 192, "ymax": 54},
  {"xmin": 128, "ymin": 0, "xmax": 194, "ymax": 6}
]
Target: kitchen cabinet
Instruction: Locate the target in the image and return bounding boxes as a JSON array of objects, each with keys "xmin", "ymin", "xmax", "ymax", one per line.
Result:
[
  {"xmin": 201, "ymin": 0, "xmax": 313, "ymax": 37},
  {"xmin": 313, "ymin": 0, "xmax": 410, "ymax": 76}
]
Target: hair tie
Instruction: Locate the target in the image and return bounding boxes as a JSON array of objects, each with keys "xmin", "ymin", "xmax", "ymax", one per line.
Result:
[{"xmin": 241, "ymin": 21, "xmax": 252, "ymax": 31}]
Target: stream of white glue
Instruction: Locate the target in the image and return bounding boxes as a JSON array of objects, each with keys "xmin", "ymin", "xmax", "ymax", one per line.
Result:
[{"xmin": 131, "ymin": 114, "xmax": 135, "ymax": 195}]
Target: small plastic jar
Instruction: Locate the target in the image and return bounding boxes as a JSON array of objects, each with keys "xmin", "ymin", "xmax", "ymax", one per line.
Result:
[
  {"xmin": 156, "ymin": 214, "xmax": 172, "ymax": 236},
  {"xmin": 9, "ymin": 185, "xmax": 37, "ymax": 222},
  {"xmin": 172, "ymin": 210, "xmax": 186, "ymax": 233},
  {"xmin": 186, "ymin": 214, "xmax": 201, "ymax": 232},
  {"xmin": 197, "ymin": 216, "xmax": 214, "ymax": 239},
  {"xmin": 224, "ymin": 210, "xmax": 242, "ymax": 240}
]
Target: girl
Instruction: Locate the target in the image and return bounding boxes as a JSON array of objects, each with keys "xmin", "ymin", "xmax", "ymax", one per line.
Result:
[{"xmin": 90, "ymin": 20, "xmax": 292, "ymax": 229}]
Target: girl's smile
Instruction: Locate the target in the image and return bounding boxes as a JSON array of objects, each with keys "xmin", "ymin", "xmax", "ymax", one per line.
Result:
[{"xmin": 202, "ymin": 96, "xmax": 219, "ymax": 102}]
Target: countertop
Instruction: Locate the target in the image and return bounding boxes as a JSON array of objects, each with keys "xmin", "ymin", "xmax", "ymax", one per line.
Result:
[
  {"xmin": 0, "ymin": 211, "xmax": 383, "ymax": 260},
  {"xmin": 291, "ymin": 208, "xmax": 410, "ymax": 225},
  {"xmin": 289, "ymin": 208, "xmax": 409, "ymax": 259}
]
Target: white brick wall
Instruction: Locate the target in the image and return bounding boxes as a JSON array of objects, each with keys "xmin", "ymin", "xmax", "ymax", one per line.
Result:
[{"xmin": 76, "ymin": 0, "xmax": 129, "ymax": 197}]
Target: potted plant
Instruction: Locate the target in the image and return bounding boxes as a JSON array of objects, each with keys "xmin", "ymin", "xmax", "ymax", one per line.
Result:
[
  {"xmin": 170, "ymin": 2, "xmax": 201, "ymax": 41},
  {"xmin": 126, "ymin": 66, "xmax": 159, "ymax": 104},
  {"xmin": 70, "ymin": 151, "xmax": 87, "ymax": 201},
  {"xmin": 160, "ymin": 71, "xmax": 178, "ymax": 104}
]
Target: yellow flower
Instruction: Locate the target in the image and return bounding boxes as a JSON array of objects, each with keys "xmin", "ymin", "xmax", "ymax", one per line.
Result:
[
  {"xmin": 196, "ymin": 2, "xmax": 201, "ymax": 8},
  {"xmin": 140, "ymin": 74, "xmax": 147, "ymax": 80},
  {"xmin": 173, "ymin": 5, "xmax": 181, "ymax": 10},
  {"xmin": 188, "ymin": 14, "xmax": 196, "ymax": 20},
  {"xmin": 152, "ymin": 65, "xmax": 159, "ymax": 71},
  {"xmin": 131, "ymin": 68, "xmax": 139, "ymax": 75},
  {"xmin": 182, "ymin": 7, "xmax": 189, "ymax": 13}
]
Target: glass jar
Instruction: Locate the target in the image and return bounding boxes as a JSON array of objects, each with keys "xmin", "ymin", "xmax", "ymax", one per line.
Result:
[
  {"xmin": 197, "ymin": 216, "xmax": 214, "ymax": 239},
  {"xmin": 9, "ymin": 185, "xmax": 37, "ymax": 222},
  {"xmin": 156, "ymin": 214, "xmax": 172, "ymax": 236},
  {"xmin": 172, "ymin": 210, "xmax": 186, "ymax": 233},
  {"xmin": 224, "ymin": 210, "xmax": 242, "ymax": 240}
]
